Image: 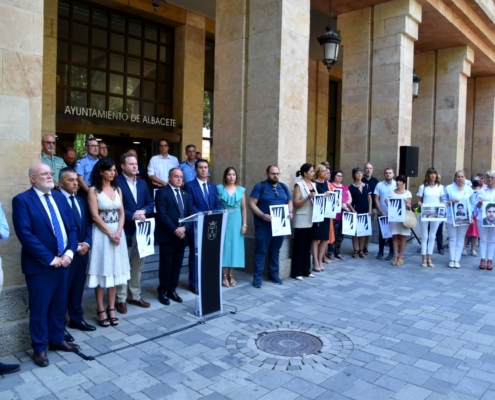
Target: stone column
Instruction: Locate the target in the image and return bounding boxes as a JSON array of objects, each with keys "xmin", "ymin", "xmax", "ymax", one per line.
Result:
[
  {"xmin": 307, "ymin": 59, "xmax": 329, "ymax": 165},
  {"xmin": 173, "ymin": 11, "xmax": 205, "ymax": 155},
  {"xmin": 338, "ymin": 8, "xmax": 372, "ymax": 176},
  {"xmin": 464, "ymin": 78, "xmax": 475, "ymax": 178},
  {"xmin": 433, "ymin": 46, "xmax": 474, "ymax": 176},
  {"xmin": 0, "ymin": 0, "xmax": 44, "ymax": 355},
  {"xmin": 410, "ymin": 51, "xmax": 436, "ymax": 195},
  {"xmin": 473, "ymin": 77, "xmax": 495, "ymax": 173},
  {"xmin": 214, "ymin": 0, "xmax": 310, "ymax": 278},
  {"xmin": 370, "ymin": 0, "xmax": 421, "ymax": 174}
]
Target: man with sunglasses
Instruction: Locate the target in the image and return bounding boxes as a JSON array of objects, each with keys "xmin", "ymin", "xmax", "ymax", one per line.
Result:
[
  {"xmin": 41, "ymin": 134, "xmax": 67, "ymax": 185},
  {"xmin": 249, "ymin": 165, "xmax": 293, "ymax": 288}
]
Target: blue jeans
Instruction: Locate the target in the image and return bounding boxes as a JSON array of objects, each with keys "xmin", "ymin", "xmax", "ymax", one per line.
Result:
[{"xmin": 253, "ymin": 225, "xmax": 285, "ymax": 281}]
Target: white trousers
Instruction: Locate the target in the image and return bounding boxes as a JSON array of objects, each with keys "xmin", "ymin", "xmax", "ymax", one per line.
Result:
[
  {"xmin": 420, "ymin": 219, "xmax": 441, "ymax": 255},
  {"xmin": 477, "ymin": 219, "xmax": 495, "ymax": 260},
  {"xmin": 446, "ymin": 223, "xmax": 469, "ymax": 262}
]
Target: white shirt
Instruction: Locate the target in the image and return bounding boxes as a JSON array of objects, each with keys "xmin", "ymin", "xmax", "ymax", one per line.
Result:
[
  {"xmin": 197, "ymin": 178, "xmax": 208, "ymax": 195},
  {"xmin": 60, "ymin": 189, "xmax": 82, "ymax": 217},
  {"xmin": 33, "ymin": 187, "xmax": 74, "ymax": 262},
  {"xmin": 171, "ymin": 185, "xmax": 184, "ymax": 208},
  {"xmin": 418, "ymin": 184, "xmax": 444, "ymax": 205},
  {"xmin": 147, "ymin": 154, "xmax": 179, "ymax": 186},
  {"xmin": 374, "ymin": 180, "xmax": 397, "ymax": 213},
  {"xmin": 123, "ymin": 173, "xmax": 138, "ymax": 203}
]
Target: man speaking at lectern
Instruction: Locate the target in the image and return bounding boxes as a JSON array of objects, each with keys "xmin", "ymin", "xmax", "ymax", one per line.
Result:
[{"xmin": 155, "ymin": 168, "xmax": 192, "ymax": 305}]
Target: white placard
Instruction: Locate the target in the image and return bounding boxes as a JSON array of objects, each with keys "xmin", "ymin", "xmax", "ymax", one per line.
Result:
[
  {"xmin": 324, "ymin": 192, "xmax": 337, "ymax": 218},
  {"xmin": 482, "ymin": 201, "xmax": 495, "ymax": 227},
  {"xmin": 312, "ymin": 194, "xmax": 325, "ymax": 223},
  {"xmin": 421, "ymin": 204, "xmax": 447, "ymax": 221},
  {"xmin": 333, "ymin": 188, "xmax": 343, "ymax": 213},
  {"xmin": 135, "ymin": 218, "xmax": 155, "ymax": 258},
  {"xmin": 357, "ymin": 213, "xmax": 372, "ymax": 237},
  {"xmin": 270, "ymin": 204, "xmax": 292, "ymax": 236},
  {"xmin": 388, "ymin": 198, "xmax": 406, "ymax": 222},
  {"xmin": 378, "ymin": 216, "xmax": 393, "ymax": 239},
  {"xmin": 342, "ymin": 212, "xmax": 357, "ymax": 236},
  {"xmin": 452, "ymin": 199, "xmax": 471, "ymax": 227}
]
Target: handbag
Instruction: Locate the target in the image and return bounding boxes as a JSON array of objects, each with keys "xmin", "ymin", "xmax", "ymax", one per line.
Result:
[{"xmin": 403, "ymin": 210, "xmax": 418, "ymax": 228}]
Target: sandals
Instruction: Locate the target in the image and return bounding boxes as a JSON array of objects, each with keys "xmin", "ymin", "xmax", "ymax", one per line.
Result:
[
  {"xmin": 397, "ymin": 257, "xmax": 404, "ymax": 266},
  {"xmin": 421, "ymin": 260, "xmax": 428, "ymax": 268},
  {"xmin": 106, "ymin": 307, "xmax": 119, "ymax": 326},
  {"xmin": 427, "ymin": 260, "xmax": 435, "ymax": 268},
  {"xmin": 222, "ymin": 274, "xmax": 230, "ymax": 287},
  {"xmin": 488, "ymin": 260, "xmax": 493, "ymax": 271},
  {"xmin": 358, "ymin": 250, "xmax": 366, "ymax": 259},
  {"xmin": 228, "ymin": 274, "xmax": 237, "ymax": 287},
  {"xmin": 96, "ymin": 308, "xmax": 110, "ymax": 328},
  {"xmin": 352, "ymin": 250, "xmax": 359, "ymax": 259},
  {"xmin": 391, "ymin": 255, "xmax": 398, "ymax": 266},
  {"xmin": 479, "ymin": 259, "xmax": 486, "ymax": 270}
]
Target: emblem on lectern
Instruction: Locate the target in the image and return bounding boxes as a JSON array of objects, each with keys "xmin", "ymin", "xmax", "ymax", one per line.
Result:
[{"xmin": 208, "ymin": 221, "xmax": 217, "ymax": 240}]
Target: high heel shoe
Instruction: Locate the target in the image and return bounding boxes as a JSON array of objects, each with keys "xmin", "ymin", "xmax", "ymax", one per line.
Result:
[
  {"xmin": 391, "ymin": 255, "xmax": 398, "ymax": 266},
  {"xmin": 398, "ymin": 257, "xmax": 404, "ymax": 266},
  {"xmin": 228, "ymin": 273, "xmax": 237, "ymax": 287},
  {"xmin": 358, "ymin": 250, "xmax": 366, "ymax": 259},
  {"xmin": 479, "ymin": 259, "xmax": 486, "ymax": 270},
  {"xmin": 106, "ymin": 307, "xmax": 119, "ymax": 326},
  {"xmin": 488, "ymin": 260, "xmax": 493, "ymax": 271},
  {"xmin": 222, "ymin": 274, "xmax": 230, "ymax": 287},
  {"xmin": 352, "ymin": 250, "xmax": 359, "ymax": 259},
  {"xmin": 96, "ymin": 308, "xmax": 110, "ymax": 327}
]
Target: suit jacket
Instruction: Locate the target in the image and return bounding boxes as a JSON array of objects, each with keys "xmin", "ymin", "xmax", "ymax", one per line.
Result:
[
  {"xmin": 155, "ymin": 185, "xmax": 192, "ymax": 244},
  {"xmin": 184, "ymin": 179, "xmax": 222, "ymax": 214},
  {"xmin": 73, "ymin": 194, "xmax": 92, "ymax": 264},
  {"xmin": 117, "ymin": 174, "xmax": 154, "ymax": 237},
  {"xmin": 12, "ymin": 188, "xmax": 79, "ymax": 275}
]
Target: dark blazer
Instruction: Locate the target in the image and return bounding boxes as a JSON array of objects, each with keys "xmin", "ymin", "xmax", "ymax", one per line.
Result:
[
  {"xmin": 155, "ymin": 185, "xmax": 192, "ymax": 244},
  {"xmin": 71, "ymin": 194, "xmax": 92, "ymax": 264},
  {"xmin": 184, "ymin": 179, "xmax": 222, "ymax": 214},
  {"xmin": 12, "ymin": 188, "xmax": 79, "ymax": 275},
  {"xmin": 117, "ymin": 174, "xmax": 154, "ymax": 236}
]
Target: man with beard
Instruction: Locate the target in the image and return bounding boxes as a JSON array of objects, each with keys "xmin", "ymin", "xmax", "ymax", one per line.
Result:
[
  {"xmin": 248, "ymin": 165, "xmax": 293, "ymax": 288},
  {"xmin": 41, "ymin": 134, "xmax": 67, "ymax": 184},
  {"xmin": 12, "ymin": 163, "xmax": 80, "ymax": 367}
]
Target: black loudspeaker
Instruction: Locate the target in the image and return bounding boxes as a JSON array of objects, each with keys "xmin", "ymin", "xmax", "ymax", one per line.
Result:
[{"xmin": 399, "ymin": 146, "xmax": 419, "ymax": 177}]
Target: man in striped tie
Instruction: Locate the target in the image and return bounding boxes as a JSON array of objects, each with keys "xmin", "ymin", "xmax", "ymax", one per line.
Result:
[{"xmin": 12, "ymin": 163, "xmax": 79, "ymax": 368}]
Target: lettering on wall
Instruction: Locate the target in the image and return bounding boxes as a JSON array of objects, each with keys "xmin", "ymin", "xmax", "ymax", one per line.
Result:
[{"xmin": 64, "ymin": 106, "xmax": 177, "ymax": 127}]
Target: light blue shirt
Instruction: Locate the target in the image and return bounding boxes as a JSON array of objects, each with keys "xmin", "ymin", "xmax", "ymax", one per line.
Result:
[
  {"xmin": 180, "ymin": 159, "xmax": 197, "ymax": 183},
  {"xmin": 75, "ymin": 154, "xmax": 99, "ymax": 186},
  {"xmin": 0, "ymin": 202, "xmax": 9, "ymax": 241}
]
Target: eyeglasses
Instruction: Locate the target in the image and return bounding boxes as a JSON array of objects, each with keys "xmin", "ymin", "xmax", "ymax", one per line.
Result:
[
  {"xmin": 33, "ymin": 172, "xmax": 55, "ymax": 177},
  {"xmin": 43, "ymin": 141, "xmax": 56, "ymax": 145},
  {"xmin": 273, "ymin": 187, "xmax": 279, "ymax": 197},
  {"xmin": 335, "ymin": 174, "xmax": 343, "ymax": 178}
]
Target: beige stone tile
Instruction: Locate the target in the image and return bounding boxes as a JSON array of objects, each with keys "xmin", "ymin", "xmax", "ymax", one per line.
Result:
[
  {"xmin": 0, "ymin": 95, "xmax": 31, "ymax": 141},
  {"xmin": 0, "ymin": 49, "xmax": 2, "ymax": 96},
  {"xmin": 250, "ymin": 0, "xmax": 281, "ymax": 35},
  {"xmin": 281, "ymin": 30, "xmax": 309, "ymax": 63},
  {"xmin": 249, "ymin": 28, "xmax": 282, "ymax": 61},
  {"xmin": 281, "ymin": 1, "xmax": 310, "ymax": 38},
  {"xmin": 247, "ymin": 81, "xmax": 280, "ymax": 111},
  {"xmin": 3, "ymin": 51, "xmax": 42, "ymax": 97},
  {"xmin": 186, "ymin": 11, "xmax": 205, "ymax": 30},
  {"xmin": 215, "ymin": 0, "xmax": 245, "ymax": 46},
  {"xmin": 0, "ymin": 4, "xmax": 34, "ymax": 54},
  {"xmin": 34, "ymin": 12, "xmax": 44, "ymax": 57}
]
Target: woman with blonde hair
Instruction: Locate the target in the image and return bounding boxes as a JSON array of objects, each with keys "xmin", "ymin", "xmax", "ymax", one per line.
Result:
[
  {"xmin": 443, "ymin": 170, "xmax": 473, "ymax": 269},
  {"xmin": 312, "ymin": 164, "xmax": 331, "ymax": 272},
  {"xmin": 474, "ymin": 170, "xmax": 495, "ymax": 270},
  {"xmin": 417, "ymin": 167, "xmax": 444, "ymax": 268}
]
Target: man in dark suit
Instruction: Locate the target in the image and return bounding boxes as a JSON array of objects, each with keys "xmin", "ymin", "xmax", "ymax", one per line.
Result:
[
  {"xmin": 59, "ymin": 168, "xmax": 95, "ymax": 339},
  {"xmin": 116, "ymin": 152, "xmax": 154, "ymax": 313},
  {"xmin": 12, "ymin": 163, "xmax": 80, "ymax": 368},
  {"xmin": 155, "ymin": 168, "xmax": 192, "ymax": 305},
  {"xmin": 184, "ymin": 159, "xmax": 222, "ymax": 293}
]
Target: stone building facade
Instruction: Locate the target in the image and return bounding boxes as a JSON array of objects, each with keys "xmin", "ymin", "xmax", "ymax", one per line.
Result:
[{"xmin": 0, "ymin": 0, "xmax": 494, "ymax": 354}]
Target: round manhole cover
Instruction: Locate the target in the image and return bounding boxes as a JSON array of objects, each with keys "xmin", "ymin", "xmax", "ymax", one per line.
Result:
[{"xmin": 256, "ymin": 330, "xmax": 323, "ymax": 357}]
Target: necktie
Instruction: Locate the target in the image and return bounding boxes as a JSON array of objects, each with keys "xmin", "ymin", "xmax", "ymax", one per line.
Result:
[
  {"xmin": 69, "ymin": 195, "xmax": 82, "ymax": 228},
  {"xmin": 174, "ymin": 189, "xmax": 184, "ymax": 218},
  {"xmin": 44, "ymin": 193, "xmax": 65, "ymax": 255},
  {"xmin": 202, "ymin": 182, "xmax": 209, "ymax": 208}
]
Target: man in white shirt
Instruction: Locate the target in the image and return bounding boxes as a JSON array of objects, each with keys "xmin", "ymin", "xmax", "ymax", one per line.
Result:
[
  {"xmin": 147, "ymin": 139, "xmax": 179, "ymax": 188},
  {"xmin": 374, "ymin": 168, "xmax": 397, "ymax": 260}
]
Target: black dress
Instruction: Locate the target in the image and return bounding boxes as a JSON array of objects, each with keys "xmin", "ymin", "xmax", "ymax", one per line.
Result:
[
  {"xmin": 312, "ymin": 181, "xmax": 330, "ymax": 240},
  {"xmin": 349, "ymin": 183, "xmax": 371, "ymax": 214}
]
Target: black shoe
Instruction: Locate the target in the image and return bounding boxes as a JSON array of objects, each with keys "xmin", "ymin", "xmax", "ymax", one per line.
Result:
[
  {"xmin": 438, "ymin": 248, "xmax": 445, "ymax": 255},
  {"xmin": 363, "ymin": 247, "xmax": 369, "ymax": 255},
  {"xmin": 189, "ymin": 286, "xmax": 198, "ymax": 295},
  {"xmin": 63, "ymin": 329, "xmax": 74, "ymax": 343},
  {"xmin": 385, "ymin": 252, "xmax": 394, "ymax": 260},
  {"xmin": 167, "ymin": 292, "xmax": 183, "ymax": 303},
  {"xmin": 48, "ymin": 341, "xmax": 80, "ymax": 352},
  {"xmin": 68, "ymin": 320, "xmax": 96, "ymax": 332},
  {"xmin": 376, "ymin": 252, "xmax": 384, "ymax": 259},
  {"xmin": 269, "ymin": 275, "xmax": 283, "ymax": 285},
  {"xmin": 0, "ymin": 362, "xmax": 20, "ymax": 375},
  {"xmin": 158, "ymin": 293, "xmax": 170, "ymax": 305}
]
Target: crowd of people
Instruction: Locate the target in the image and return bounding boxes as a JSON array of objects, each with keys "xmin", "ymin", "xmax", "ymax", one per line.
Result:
[{"xmin": 0, "ymin": 133, "xmax": 492, "ymax": 373}]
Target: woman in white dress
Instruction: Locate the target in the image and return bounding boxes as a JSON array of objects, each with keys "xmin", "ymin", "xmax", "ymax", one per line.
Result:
[
  {"xmin": 386, "ymin": 175, "xmax": 412, "ymax": 266},
  {"xmin": 87, "ymin": 158, "xmax": 130, "ymax": 327},
  {"xmin": 417, "ymin": 167, "xmax": 445, "ymax": 268}
]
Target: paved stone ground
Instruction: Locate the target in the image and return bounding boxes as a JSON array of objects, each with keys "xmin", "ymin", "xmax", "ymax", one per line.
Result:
[{"xmin": 2, "ymin": 239, "xmax": 495, "ymax": 400}]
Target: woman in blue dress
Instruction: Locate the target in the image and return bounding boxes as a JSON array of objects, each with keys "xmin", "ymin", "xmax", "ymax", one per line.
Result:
[{"xmin": 217, "ymin": 167, "xmax": 247, "ymax": 287}]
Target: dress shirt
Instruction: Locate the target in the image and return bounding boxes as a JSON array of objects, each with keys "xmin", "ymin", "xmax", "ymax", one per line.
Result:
[
  {"xmin": 374, "ymin": 180, "xmax": 397, "ymax": 213},
  {"xmin": 60, "ymin": 189, "xmax": 90, "ymax": 250},
  {"xmin": 147, "ymin": 154, "xmax": 179, "ymax": 187},
  {"xmin": 180, "ymin": 160, "xmax": 197, "ymax": 183},
  {"xmin": 33, "ymin": 187, "xmax": 74, "ymax": 262},
  {"xmin": 41, "ymin": 151, "xmax": 67, "ymax": 183},
  {"xmin": 197, "ymin": 178, "xmax": 208, "ymax": 194},
  {"xmin": 123, "ymin": 173, "xmax": 138, "ymax": 203},
  {"xmin": 473, "ymin": 186, "xmax": 495, "ymax": 216},
  {"xmin": 75, "ymin": 154, "xmax": 99, "ymax": 186}
]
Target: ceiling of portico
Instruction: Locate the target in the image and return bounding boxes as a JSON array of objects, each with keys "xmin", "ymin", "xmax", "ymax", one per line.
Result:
[{"xmin": 170, "ymin": 0, "xmax": 495, "ymax": 77}]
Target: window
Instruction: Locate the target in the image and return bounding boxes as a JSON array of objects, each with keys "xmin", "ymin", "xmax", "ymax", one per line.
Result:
[{"xmin": 56, "ymin": 0, "xmax": 174, "ymax": 119}]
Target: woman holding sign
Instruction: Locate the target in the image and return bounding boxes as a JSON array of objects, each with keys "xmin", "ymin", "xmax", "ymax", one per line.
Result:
[
  {"xmin": 386, "ymin": 175, "xmax": 412, "ymax": 266},
  {"xmin": 474, "ymin": 170, "xmax": 495, "ymax": 270},
  {"xmin": 417, "ymin": 167, "xmax": 444, "ymax": 268},
  {"xmin": 327, "ymin": 170, "xmax": 352, "ymax": 260},
  {"xmin": 443, "ymin": 170, "xmax": 473, "ymax": 269},
  {"xmin": 312, "ymin": 165, "xmax": 331, "ymax": 272},
  {"xmin": 291, "ymin": 164, "xmax": 316, "ymax": 280},
  {"xmin": 349, "ymin": 167, "xmax": 372, "ymax": 259}
]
